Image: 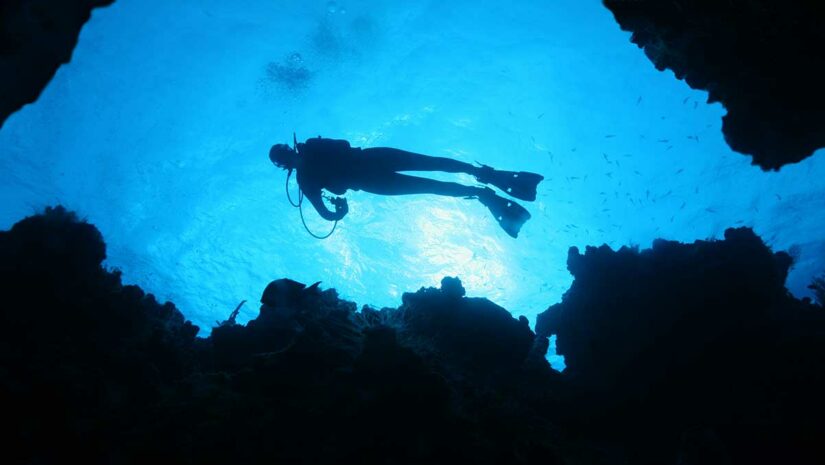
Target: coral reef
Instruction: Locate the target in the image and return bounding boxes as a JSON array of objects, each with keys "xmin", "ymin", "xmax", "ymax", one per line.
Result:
[
  {"xmin": 0, "ymin": 0, "xmax": 114, "ymax": 128},
  {"xmin": 3, "ymin": 208, "xmax": 824, "ymax": 464},
  {"xmin": 0, "ymin": 208, "xmax": 564, "ymax": 465},
  {"xmin": 603, "ymin": 0, "xmax": 825, "ymax": 170},
  {"xmin": 537, "ymin": 228, "xmax": 825, "ymax": 464},
  {"xmin": 0, "ymin": 206, "xmax": 199, "ymax": 463}
]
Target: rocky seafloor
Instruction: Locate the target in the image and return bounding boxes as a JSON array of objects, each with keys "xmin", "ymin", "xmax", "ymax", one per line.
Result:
[{"xmin": 1, "ymin": 206, "xmax": 823, "ymax": 465}]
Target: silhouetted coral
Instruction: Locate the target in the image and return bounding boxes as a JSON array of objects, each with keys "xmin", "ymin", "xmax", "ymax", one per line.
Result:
[
  {"xmin": 0, "ymin": 0, "xmax": 115, "ymax": 128},
  {"xmin": 603, "ymin": 0, "xmax": 825, "ymax": 170},
  {"xmin": 537, "ymin": 227, "xmax": 825, "ymax": 464},
  {"xmin": 3, "ymin": 208, "xmax": 824, "ymax": 464},
  {"xmin": 0, "ymin": 208, "xmax": 564, "ymax": 465},
  {"xmin": 810, "ymin": 274, "xmax": 825, "ymax": 306},
  {"xmin": 0, "ymin": 206, "xmax": 199, "ymax": 464}
]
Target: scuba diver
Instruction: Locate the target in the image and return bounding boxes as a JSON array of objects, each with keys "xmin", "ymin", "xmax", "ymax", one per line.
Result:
[{"xmin": 270, "ymin": 136, "xmax": 544, "ymax": 238}]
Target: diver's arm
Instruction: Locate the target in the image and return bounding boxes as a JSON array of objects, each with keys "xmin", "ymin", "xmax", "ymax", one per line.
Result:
[{"xmin": 304, "ymin": 188, "xmax": 348, "ymax": 221}]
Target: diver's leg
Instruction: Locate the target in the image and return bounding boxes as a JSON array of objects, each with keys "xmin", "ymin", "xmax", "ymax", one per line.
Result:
[
  {"xmin": 354, "ymin": 171, "xmax": 483, "ymax": 197},
  {"xmin": 353, "ymin": 172, "xmax": 530, "ymax": 237},
  {"xmin": 361, "ymin": 147, "xmax": 479, "ymax": 175}
]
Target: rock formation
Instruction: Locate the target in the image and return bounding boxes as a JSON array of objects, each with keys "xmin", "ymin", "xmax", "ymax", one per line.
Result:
[
  {"xmin": 603, "ymin": 0, "xmax": 825, "ymax": 170},
  {"xmin": 0, "ymin": 0, "xmax": 115, "ymax": 127}
]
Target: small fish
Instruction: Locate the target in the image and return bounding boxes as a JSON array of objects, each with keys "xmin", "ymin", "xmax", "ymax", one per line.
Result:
[
  {"xmin": 675, "ymin": 168, "xmax": 684, "ymax": 174},
  {"xmin": 637, "ymin": 96, "xmax": 643, "ymax": 105},
  {"xmin": 680, "ymin": 202, "xmax": 686, "ymax": 210},
  {"xmin": 658, "ymin": 139, "xmax": 670, "ymax": 143},
  {"xmin": 705, "ymin": 207, "xmax": 717, "ymax": 213},
  {"xmin": 605, "ymin": 134, "xmax": 616, "ymax": 138},
  {"xmin": 537, "ymin": 113, "xmax": 545, "ymax": 119},
  {"xmin": 634, "ymin": 170, "xmax": 641, "ymax": 175},
  {"xmin": 694, "ymin": 101, "xmax": 698, "ymax": 109},
  {"xmin": 666, "ymin": 145, "xmax": 673, "ymax": 151},
  {"xmin": 605, "ymin": 172, "xmax": 613, "ymax": 178},
  {"xmin": 775, "ymin": 194, "xmax": 782, "ymax": 201},
  {"xmin": 602, "ymin": 208, "xmax": 610, "ymax": 212},
  {"xmin": 683, "ymin": 97, "xmax": 690, "ymax": 104}
]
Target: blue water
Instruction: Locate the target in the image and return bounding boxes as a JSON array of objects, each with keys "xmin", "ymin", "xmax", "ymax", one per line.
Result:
[{"xmin": 1, "ymin": 0, "xmax": 824, "ymax": 370}]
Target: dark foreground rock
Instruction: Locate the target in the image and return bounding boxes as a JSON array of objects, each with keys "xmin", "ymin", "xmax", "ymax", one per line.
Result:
[
  {"xmin": 1, "ymin": 208, "xmax": 823, "ymax": 464},
  {"xmin": 603, "ymin": 0, "xmax": 825, "ymax": 170},
  {"xmin": 538, "ymin": 228, "xmax": 825, "ymax": 464},
  {"xmin": 0, "ymin": 0, "xmax": 115, "ymax": 128},
  {"xmin": 0, "ymin": 207, "xmax": 563, "ymax": 465}
]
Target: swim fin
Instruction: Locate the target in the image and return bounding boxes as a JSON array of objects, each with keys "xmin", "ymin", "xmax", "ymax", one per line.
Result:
[
  {"xmin": 478, "ymin": 188, "xmax": 531, "ymax": 238},
  {"xmin": 475, "ymin": 164, "xmax": 544, "ymax": 201}
]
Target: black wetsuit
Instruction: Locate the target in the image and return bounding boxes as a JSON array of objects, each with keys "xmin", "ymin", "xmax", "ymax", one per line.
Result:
[{"xmin": 296, "ymin": 137, "xmax": 483, "ymax": 221}]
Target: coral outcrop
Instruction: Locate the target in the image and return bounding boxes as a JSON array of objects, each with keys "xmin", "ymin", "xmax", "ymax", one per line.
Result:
[
  {"xmin": 538, "ymin": 228, "xmax": 825, "ymax": 464},
  {"xmin": 2, "ymin": 208, "xmax": 824, "ymax": 464},
  {"xmin": 0, "ymin": 207, "xmax": 562, "ymax": 465},
  {"xmin": 0, "ymin": 0, "xmax": 115, "ymax": 128},
  {"xmin": 603, "ymin": 0, "xmax": 825, "ymax": 170}
]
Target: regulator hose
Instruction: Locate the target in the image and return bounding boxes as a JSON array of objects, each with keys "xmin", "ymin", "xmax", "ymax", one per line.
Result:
[{"xmin": 285, "ymin": 169, "xmax": 338, "ymax": 239}]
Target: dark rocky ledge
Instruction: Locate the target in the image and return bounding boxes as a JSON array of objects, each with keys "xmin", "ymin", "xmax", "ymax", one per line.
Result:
[
  {"xmin": 603, "ymin": 0, "xmax": 825, "ymax": 170},
  {"xmin": 0, "ymin": 0, "xmax": 114, "ymax": 128},
  {"xmin": 1, "ymin": 207, "xmax": 824, "ymax": 464},
  {"xmin": 538, "ymin": 228, "xmax": 825, "ymax": 463}
]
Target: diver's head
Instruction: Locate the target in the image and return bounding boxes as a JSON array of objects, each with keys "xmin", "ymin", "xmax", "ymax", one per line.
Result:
[{"xmin": 269, "ymin": 144, "xmax": 297, "ymax": 170}]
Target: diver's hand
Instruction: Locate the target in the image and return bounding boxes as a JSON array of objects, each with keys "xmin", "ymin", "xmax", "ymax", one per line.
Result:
[{"xmin": 331, "ymin": 196, "xmax": 349, "ymax": 216}]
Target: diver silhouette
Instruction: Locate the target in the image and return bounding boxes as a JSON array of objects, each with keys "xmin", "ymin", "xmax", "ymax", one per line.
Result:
[{"xmin": 269, "ymin": 136, "xmax": 544, "ymax": 238}]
